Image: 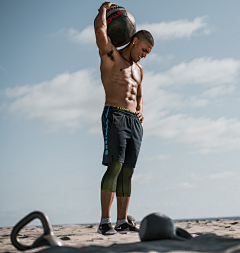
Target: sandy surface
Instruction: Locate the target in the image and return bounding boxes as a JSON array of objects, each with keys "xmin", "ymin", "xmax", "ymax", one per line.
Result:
[{"xmin": 1, "ymin": 219, "xmax": 240, "ymax": 253}]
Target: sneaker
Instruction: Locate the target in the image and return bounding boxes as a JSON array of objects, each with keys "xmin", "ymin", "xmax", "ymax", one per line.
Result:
[
  {"xmin": 97, "ymin": 223, "xmax": 117, "ymax": 235},
  {"xmin": 115, "ymin": 222, "xmax": 139, "ymax": 233}
]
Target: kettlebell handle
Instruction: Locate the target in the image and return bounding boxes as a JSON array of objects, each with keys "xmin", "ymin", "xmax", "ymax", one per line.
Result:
[{"xmin": 11, "ymin": 211, "xmax": 63, "ymax": 251}]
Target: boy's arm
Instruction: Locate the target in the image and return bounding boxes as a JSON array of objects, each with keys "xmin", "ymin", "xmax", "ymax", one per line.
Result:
[
  {"xmin": 136, "ymin": 67, "xmax": 144, "ymax": 123},
  {"xmin": 94, "ymin": 2, "xmax": 117, "ymax": 56}
]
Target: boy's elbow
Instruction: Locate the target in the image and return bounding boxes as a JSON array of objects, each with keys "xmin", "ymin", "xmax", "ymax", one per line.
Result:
[
  {"xmin": 94, "ymin": 27, "xmax": 101, "ymax": 36},
  {"xmin": 95, "ymin": 27, "xmax": 108, "ymax": 45},
  {"xmin": 95, "ymin": 26, "xmax": 105, "ymax": 35}
]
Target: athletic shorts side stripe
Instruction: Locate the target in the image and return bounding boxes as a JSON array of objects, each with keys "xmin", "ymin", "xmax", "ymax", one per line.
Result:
[{"xmin": 105, "ymin": 106, "xmax": 110, "ymax": 156}]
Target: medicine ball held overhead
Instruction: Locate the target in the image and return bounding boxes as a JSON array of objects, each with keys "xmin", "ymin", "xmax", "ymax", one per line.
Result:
[{"xmin": 106, "ymin": 5, "xmax": 136, "ymax": 47}]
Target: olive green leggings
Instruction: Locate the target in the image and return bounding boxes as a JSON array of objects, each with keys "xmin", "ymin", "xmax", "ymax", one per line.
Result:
[{"xmin": 101, "ymin": 157, "xmax": 134, "ymax": 197}]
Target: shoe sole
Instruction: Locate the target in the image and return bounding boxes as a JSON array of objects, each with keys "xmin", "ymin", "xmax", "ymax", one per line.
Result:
[
  {"xmin": 97, "ymin": 228, "xmax": 118, "ymax": 235},
  {"xmin": 117, "ymin": 230, "xmax": 139, "ymax": 234}
]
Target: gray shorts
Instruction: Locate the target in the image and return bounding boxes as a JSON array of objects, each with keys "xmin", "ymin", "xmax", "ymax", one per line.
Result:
[{"xmin": 102, "ymin": 106, "xmax": 143, "ymax": 168}]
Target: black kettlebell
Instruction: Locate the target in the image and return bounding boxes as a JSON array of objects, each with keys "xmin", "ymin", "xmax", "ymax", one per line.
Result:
[
  {"xmin": 139, "ymin": 213, "xmax": 193, "ymax": 241},
  {"xmin": 106, "ymin": 5, "xmax": 136, "ymax": 47},
  {"xmin": 127, "ymin": 215, "xmax": 137, "ymax": 226},
  {"xmin": 11, "ymin": 211, "xmax": 63, "ymax": 251}
]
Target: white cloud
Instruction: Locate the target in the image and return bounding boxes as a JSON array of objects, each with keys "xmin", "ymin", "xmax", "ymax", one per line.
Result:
[
  {"xmin": 142, "ymin": 83, "xmax": 182, "ymax": 114},
  {"xmin": 141, "ymin": 57, "xmax": 240, "ymax": 154},
  {"xmin": 66, "ymin": 26, "xmax": 95, "ymax": 44},
  {"xmin": 138, "ymin": 16, "xmax": 212, "ymax": 41},
  {"xmin": 140, "ymin": 53, "xmax": 174, "ymax": 67},
  {"xmin": 53, "ymin": 26, "xmax": 95, "ymax": 45},
  {"xmin": 176, "ymin": 182, "xmax": 195, "ymax": 189},
  {"xmin": 209, "ymin": 172, "xmax": 236, "ymax": 179},
  {"xmin": 3, "ymin": 55, "xmax": 240, "ymax": 153},
  {"xmin": 203, "ymin": 85, "xmax": 235, "ymax": 98},
  {"xmin": 188, "ymin": 173, "xmax": 204, "ymax": 181},
  {"xmin": 144, "ymin": 114, "xmax": 240, "ymax": 154},
  {"xmin": 133, "ymin": 173, "xmax": 153, "ymax": 184},
  {"xmin": 144, "ymin": 57, "xmax": 240, "ymax": 87},
  {"xmin": 54, "ymin": 15, "xmax": 211, "ymax": 46},
  {"xmin": 188, "ymin": 172, "xmax": 239, "ymax": 181},
  {"xmin": 5, "ymin": 85, "xmax": 32, "ymax": 98},
  {"xmin": 142, "ymin": 154, "xmax": 170, "ymax": 161},
  {"xmin": 5, "ymin": 69, "xmax": 105, "ymax": 132},
  {"xmin": 183, "ymin": 96, "xmax": 209, "ymax": 108}
]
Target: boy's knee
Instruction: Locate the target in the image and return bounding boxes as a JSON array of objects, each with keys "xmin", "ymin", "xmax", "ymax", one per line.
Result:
[
  {"xmin": 101, "ymin": 156, "xmax": 122, "ymax": 192},
  {"xmin": 116, "ymin": 167, "xmax": 134, "ymax": 197}
]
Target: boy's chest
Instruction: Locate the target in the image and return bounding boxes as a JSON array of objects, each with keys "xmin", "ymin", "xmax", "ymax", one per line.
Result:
[{"xmin": 119, "ymin": 63, "xmax": 141, "ymax": 85}]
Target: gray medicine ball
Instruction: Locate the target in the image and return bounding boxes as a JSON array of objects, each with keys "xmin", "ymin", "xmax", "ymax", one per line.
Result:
[{"xmin": 106, "ymin": 5, "xmax": 136, "ymax": 47}]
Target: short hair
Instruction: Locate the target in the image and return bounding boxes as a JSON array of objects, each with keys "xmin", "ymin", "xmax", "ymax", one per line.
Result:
[{"xmin": 131, "ymin": 30, "xmax": 154, "ymax": 47}]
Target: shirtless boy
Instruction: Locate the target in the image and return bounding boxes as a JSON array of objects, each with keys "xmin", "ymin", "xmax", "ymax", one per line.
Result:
[{"xmin": 94, "ymin": 2, "xmax": 154, "ymax": 235}]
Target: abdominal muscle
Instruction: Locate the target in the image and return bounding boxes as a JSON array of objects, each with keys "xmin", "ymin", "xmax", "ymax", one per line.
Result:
[
  {"xmin": 105, "ymin": 96, "xmax": 137, "ymax": 112},
  {"xmin": 100, "ymin": 54, "xmax": 141, "ymax": 112},
  {"xmin": 103, "ymin": 77, "xmax": 138, "ymax": 112}
]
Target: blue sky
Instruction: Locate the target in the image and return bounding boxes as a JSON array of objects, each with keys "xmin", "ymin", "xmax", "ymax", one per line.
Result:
[{"xmin": 1, "ymin": 0, "xmax": 240, "ymax": 228}]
